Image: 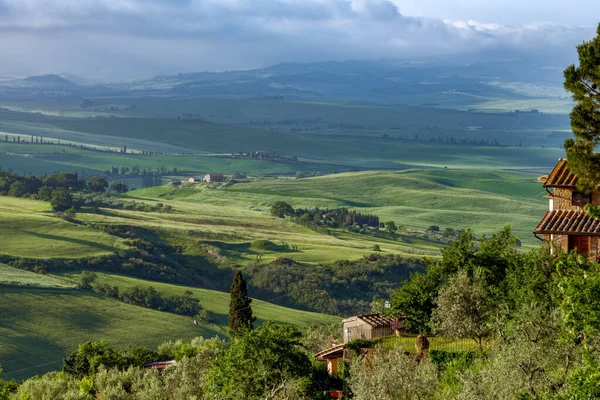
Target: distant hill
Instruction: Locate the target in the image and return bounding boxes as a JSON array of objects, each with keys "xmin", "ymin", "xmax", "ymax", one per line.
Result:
[
  {"xmin": 0, "ymin": 50, "xmax": 571, "ymax": 106},
  {"xmin": 20, "ymin": 74, "xmax": 80, "ymax": 90}
]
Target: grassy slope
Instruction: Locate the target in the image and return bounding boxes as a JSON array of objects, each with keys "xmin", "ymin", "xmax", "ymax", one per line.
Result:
[
  {"xmin": 224, "ymin": 169, "xmax": 547, "ymax": 247},
  {"xmin": 0, "ymin": 197, "xmax": 125, "ymax": 258},
  {"xmin": 0, "ymin": 273, "xmax": 338, "ymax": 381},
  {"xmin": 81, "ymin": 273, "xmax": 338, "ymax": 328},
  {"xmin": 0, "ymin": 264, "xmax": 75, "ymax": 289}
]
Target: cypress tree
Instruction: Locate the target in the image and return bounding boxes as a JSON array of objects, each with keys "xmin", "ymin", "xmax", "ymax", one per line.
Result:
[{"xmin": 228, "ymin": 271, "xmax": 255, "ymax": 333}]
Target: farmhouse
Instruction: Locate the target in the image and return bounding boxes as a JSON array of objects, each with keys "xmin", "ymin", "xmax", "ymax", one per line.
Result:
[
  {"xmin": 342, "ymin": 313, "xmax": 396, "ymax": 343},
  {"xmin": 188, "ymin": 176, "xmax": 202, "ymax": 183},
  {"xmin": 203, "ymin": 173, "xmax": 225, "ymax": 183},
  {"xmin": 534, "ymin": 158, "xmax": 600, "ymax": 260},
  {"xmin": 314, "ymin": 313, "xmax": 404, "ymax": 376}
]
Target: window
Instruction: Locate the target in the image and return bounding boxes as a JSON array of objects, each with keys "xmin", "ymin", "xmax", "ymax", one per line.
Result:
[
  {"xmin": 572, "ymin": 192, "xmax": 591, "ymax": 207},
  {"xmin": 569, "ymin": 235, "xmax": 591, "ymax": 255}
]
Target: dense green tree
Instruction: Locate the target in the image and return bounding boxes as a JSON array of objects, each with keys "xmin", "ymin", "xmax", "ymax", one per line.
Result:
[
  {"xmin": 385, "ymin": 220, "xmax": 397, "ymax": 233},
  {"xmin": 110, "ymin": 182, "xmax": 128, "ymax": 193},
  {"xmin": 563, "ymin": 24, "xmax": 600, "ymax": 192},
  {"xmin": 7, "ymin": 180, "xmax": 27, "ymax": 197},
  {"xmin": 87, "ymin": 176, "xmax": 108, "ymax": 192},
  {"xmin": 208, "ymin": 322, "xmax": 312, "ymax": 400},
  {"xmin": 270, "ymin": 201, "xmax": 294, "ymax": 218},
  {"xmin": 391, "ymin": 227, "xmax": 519, "ymax": 333},
  {"xmin": 0, "ymin": 368, "xmax": 18, "ymax": 400},
  {"xmin": 36, "ymin": 185, "xmax": 54, "ymax": 201},
  {"xmin": 50, "ymin": 189, "xmax": 73, "ymax": 211},
  {"xmin": 349, "ymin": 349, "xmax": 437, "ymax": 400},
  {"xmin": 390, "ymin": 264, "xmax": 444, "ymax": 333},
  {"xmin": 228, "ymin": 271, "xmax": 255, "ymax": 333},
  {"xmin": 432, "ymin": 270, "xmax": 491, "ymax": 350}
]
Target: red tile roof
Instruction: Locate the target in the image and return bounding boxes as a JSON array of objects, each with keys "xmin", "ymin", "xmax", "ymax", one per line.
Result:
[
  {"xmin": 543, "ymin": 158, "xmax": 578, "ymax": 188},
  {"xmin": 534, "ymin": 210, "xmax": 600, "ymax": 235}
]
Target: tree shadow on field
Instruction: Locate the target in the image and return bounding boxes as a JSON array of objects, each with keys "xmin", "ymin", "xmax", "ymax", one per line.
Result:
[{"xmin": 19, "ymin": 230, "xmax": 115, "ymax": 252}]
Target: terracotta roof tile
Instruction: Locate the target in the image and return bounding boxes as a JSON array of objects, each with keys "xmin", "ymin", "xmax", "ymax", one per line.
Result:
[
  {"xmin": 544, "ymin": 158, "xmax": 578, "ymax": 188},
  {"xmin": 534, "ymin": 210, "xmax": 600, "ymax": 235}
]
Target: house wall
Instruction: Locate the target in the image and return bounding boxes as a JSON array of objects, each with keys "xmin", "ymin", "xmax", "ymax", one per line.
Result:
[
  {"xmin": 590, "ymin": 236, "xmax": 600, "ymax": 261},
  {"xmin": 593, "ymin": 191, "xmax": 600, "ymax": 207},
  {"xmin": 552, "ymin": 188, "xmax": 577, "ymax": 210},
  {"xmin": 343, "ymin": 320, "xmax": 373, "ymax": 343},
  {"xmin": 371, "ymin": 326, "xmax": 394, "ymax": 339},
  {"xmin": 549, "ymin": 234, "xmax": 600, "ymax": 261},
  {"xmin": 550, "ymin": 234, "xmax": 569, "ymax": 253}
]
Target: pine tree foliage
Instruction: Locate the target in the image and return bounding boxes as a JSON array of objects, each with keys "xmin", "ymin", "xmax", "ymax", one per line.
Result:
[
  {"xmin": 228, "ymin": 270, "xmax": 255, "ymax": 333},
  {"xmin": 564, "ymin": 24, "xmax": 600, "ymax": 192}
]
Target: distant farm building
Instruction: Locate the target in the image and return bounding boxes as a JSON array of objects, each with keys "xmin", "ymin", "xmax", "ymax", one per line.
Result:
[
  {"xmin": 535, "ymin": 158, "xmax": 600, "ymax": 260},
  {"xmin": 188, "ymin": 177, "xmax": 202, "ymax": 183},
  {"xmin": 314, "ymin": 313, "xmax": 405, "ymax": 378},
  {"xmin": 145, "ymin": 360, "xmax": 176, "ymax": 371},
  {"xmin": 343, "ymin": 314, "xmax": 396, "ymax": 343},
  {"xmin": 203, "ymin": 173, "xmax": 225, "ymax": 183}
]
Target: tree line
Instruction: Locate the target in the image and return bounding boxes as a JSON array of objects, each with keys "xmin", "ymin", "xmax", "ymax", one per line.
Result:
[
  {"xmin": 0, "ymin": 170, "xmax": 134, "ymax": 210},
  {"xmin": 79, "ymin": 272, "xmax": 202, "ymax": 318},
  {"xmin": 271, "ymin": 201, "xmax": 381, "ymax": 229}
]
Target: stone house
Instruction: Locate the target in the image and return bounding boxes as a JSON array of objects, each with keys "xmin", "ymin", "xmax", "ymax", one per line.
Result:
[{"xmin": 534, "ymin": 158, "xmax": 600, "ymax": 259}]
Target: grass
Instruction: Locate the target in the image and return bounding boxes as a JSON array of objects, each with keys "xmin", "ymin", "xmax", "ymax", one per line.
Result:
[
  {"xmin": 0, "ymin": 197, "xmax": 126, "ymax": 258},
  {"xmin": 0, "ymin": 167, "xmax": 547, "ymax": 266},
  {"xmin": 0, "ymin": 274, "xmax": 339, "ymax": 380},
  {"xmin": 0, "ymin": 142, "xmax": 352, "ymax": 177},
  {"xmin": 223, "ymin": 169, "xmax": 547, "ymax": 248},
  {"xmin": 0, "ymin": 107, "xmax": 566, "ymax": 173},
  {"xmin": 76, "ymin": 272, "xmax": 338, "ymax": 328},
  {"xmin": 0, "ymin": 264, "xmax": 75, "ymax": 289}
]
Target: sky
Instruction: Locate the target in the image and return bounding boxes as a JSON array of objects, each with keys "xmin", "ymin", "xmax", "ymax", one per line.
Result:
[{"xmin": 0, "ymin": 0, "xmax": 597, "ymax": 80}]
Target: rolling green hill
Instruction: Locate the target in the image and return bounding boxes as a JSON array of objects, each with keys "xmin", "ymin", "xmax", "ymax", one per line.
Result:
[
  {"xmin": 224, "ymin": 169, "xmax": 547, "ymax": 246},
  {"xmin": 0, "ymin": 197, "xmax": 125, "ymax": 258},
  {"xmin": 0, "ymin": 275, "xmax": 338, "ymax": 381}
]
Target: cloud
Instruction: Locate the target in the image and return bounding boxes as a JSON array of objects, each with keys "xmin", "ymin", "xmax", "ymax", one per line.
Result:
[{"xmin": 0, "ymin": 0, "xmax": 595, "ymax": 79}]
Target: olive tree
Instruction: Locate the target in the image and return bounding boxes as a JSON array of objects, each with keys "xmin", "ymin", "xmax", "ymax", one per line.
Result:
[
  {"xmin": 348, "ymin": 349, "xmax": 438, "ymax": 400},
  {"xmin": 431, "ymin": 270, "xmax": 491, "ymax": 350}
]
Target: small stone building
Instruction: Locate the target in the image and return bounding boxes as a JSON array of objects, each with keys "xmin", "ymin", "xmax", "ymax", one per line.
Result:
[
  {"xmin": 534, "ymin": 158, "xmax": 600, "ymax": 260},
  {"xmin": 342, "ymin": 314, "xmax": 395, "ymax": 343},
  {"xmin": 203, "ymin": 173, "xmax": 225, "ymax": 183},
  {"xmin": 188, "ymin": 177, "xmax": 202, "ymax": 183}
]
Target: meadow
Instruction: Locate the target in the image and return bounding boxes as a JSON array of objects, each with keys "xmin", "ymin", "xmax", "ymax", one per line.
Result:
[
  {"xmin": 0, "ymin": 271, "xmax": 338, "ymax": 380},
  {"xmin": 0, "ymin": 264, "xmax": 75, "ymax": 289},
  {"xmin": 0, "ymin": 197, "xmax": 125, "ymax": 258}
]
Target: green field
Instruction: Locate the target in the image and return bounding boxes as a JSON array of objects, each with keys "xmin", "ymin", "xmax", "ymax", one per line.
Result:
[
  {"xmin": 0, "ymin": 197, "xmax": 125, "ymax": 258},
  {"xmin": 0, "ymin": 167, "xmax": 547, "ymax": 264},
  {"xmin": 0, "ymin": 264, "xmax": 75, "ymax": 289},
  {"xmin": 122, "ymin": 169, "xmax": 546, "ymax": 253},
  {"xmin": 0, "ymin": 142, "xmax": 352, "ymax": 177},
  {"xmin": 0, "ymin": 273, "xmax": 338, "ymax": 380},
  {"xmin": 224, "ymin": 169, "xmax": 547, "ymax": 246},
  {"xmin": 0, "ymin": 105, "xmax": 567, "ymax": 173}
]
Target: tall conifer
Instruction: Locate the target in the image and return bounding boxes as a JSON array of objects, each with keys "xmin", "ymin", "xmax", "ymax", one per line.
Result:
[
  {"xmin": 564, "ymin": 24, "xmax": 600, "ymax": 192},
  {"xmin": 228, "ymin": 271, "xmax": 255, "ymax": 333}
]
